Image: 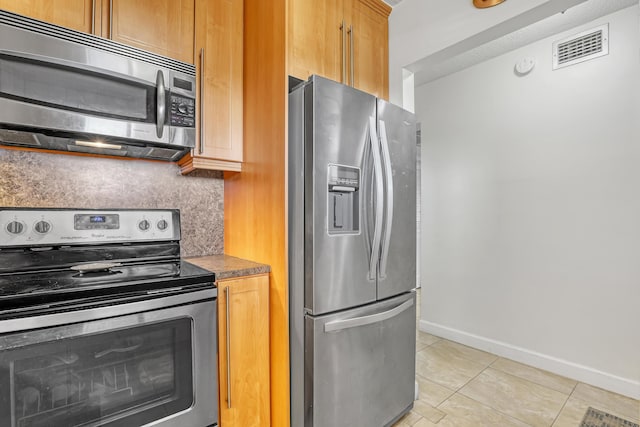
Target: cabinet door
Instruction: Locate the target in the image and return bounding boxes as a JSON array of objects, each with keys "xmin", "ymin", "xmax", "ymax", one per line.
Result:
[
  {"xmin": 218, "ymin": 275, "xmax": 270, "ymax": 427},
  {"xmin": 347, "ymin": 0, "xmax": 389, "ymax": 99},
  {"xmin": 178, "ymin": 0, "xmax": 243, "ymax": 173},
  {"xmin": 288, "ymin": 0, "xmax": 344, "ymax": 83},
  {"xmin": 0, "ymin": 0, "xmax": 98, "ymax": 34},
  {"xmin": 197, "ymin": 0, "xmax": 243, "ymax": 163},
  {"xmin": 107, "ymin": 0, "xmax": 194, "ymax": 63}
]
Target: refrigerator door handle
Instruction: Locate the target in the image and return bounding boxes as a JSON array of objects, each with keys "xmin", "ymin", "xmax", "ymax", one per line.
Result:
[
  {"xmin": 368, "ymin": 116, "xmax": 384, "ymax": 280},
  {"xmin": 324, "ymin": 298, "xmax": 414, "ymax": 332},
  {"xmin": 379, "ymin": 120, "xmax": 394, "ymax": 279}
]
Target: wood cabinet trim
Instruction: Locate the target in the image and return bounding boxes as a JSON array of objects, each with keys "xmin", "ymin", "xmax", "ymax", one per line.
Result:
[
  {"xmin": 358, "ymin": 0, "xmax": 392, "ymax": 18},
  {"xmin": 178, "ymin": 153, "xmax": 242, "ymax": 173},
  {"xmin": 216, "ymin": 272, "xmax": 270, "ymax": 283},
  {"xmin": 226, "ymin": 0, "xmax": 287, "ymax": 424}
]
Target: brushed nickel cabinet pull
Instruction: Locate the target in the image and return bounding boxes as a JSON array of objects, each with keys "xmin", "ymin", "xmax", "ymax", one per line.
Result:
[
  {"xmin": 109, "ymin": 0, "xmax": 113, "ymax": 38},
  {"xmin": 199, "ymin": 48, "xmax": 205, "ymax": 155},
  {"xmin": 341, "ymin": 20, "xmax": 346, "ymax": 84},
  {"xmin": 349, "ymin": 24, "xmax": 354, "ymax": 86},
  {"xmin": 225, "ymin": 286, "xmax": 231, "ymax": 408},
  {"xmin": 91, "ymin": 0, "xmax": 96, "ymax": 34}
]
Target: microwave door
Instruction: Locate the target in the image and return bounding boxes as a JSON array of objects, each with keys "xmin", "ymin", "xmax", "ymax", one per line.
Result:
[{"xmin": 0, "ymin": 49, "xmax": 170, "ymax": 145}]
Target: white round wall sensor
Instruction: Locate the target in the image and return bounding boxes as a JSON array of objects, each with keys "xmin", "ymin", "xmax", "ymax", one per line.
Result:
[{"xmin": 515, "ymin": 57, "xmax": 536, "ymax": 75}]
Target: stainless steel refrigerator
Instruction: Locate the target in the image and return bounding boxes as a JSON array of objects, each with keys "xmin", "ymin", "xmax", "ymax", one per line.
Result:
[{"xmin": 289, "ymin": 76, "xmax": 417, "ymax": 427}]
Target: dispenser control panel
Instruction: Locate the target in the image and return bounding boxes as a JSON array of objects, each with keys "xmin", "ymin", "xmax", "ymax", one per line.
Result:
[{"xmin": 327, "ymin": 164, "xmax": 360, "ymax": 235}]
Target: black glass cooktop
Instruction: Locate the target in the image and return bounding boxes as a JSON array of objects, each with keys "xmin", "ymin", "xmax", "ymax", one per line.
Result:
[{"xmin": 0, "ymin": 260, "xmax": 215, "ymax": 317}]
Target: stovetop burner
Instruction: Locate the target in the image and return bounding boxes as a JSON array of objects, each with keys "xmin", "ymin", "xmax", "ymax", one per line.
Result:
[{"xmin": 0, "ymin": 208, "xmax": 215, "ymax": 317}]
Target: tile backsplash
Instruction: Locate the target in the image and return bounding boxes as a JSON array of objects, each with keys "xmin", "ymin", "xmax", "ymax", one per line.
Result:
[{"xmin": 0, "ymin": 150, "xmax": 223, "ymax": 257}]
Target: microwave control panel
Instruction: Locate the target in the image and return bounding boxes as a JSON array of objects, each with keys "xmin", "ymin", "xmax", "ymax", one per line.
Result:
[{"xmin": 169, "ymin": 94, "xmax": 195, "ymax": 127}]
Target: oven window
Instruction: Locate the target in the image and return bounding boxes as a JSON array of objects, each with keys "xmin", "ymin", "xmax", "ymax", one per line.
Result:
[
  {"xmin": 0, "ymin": 318, "xmax": 193, "ymax": 427},
  {"xmin": 0, "ymin": 54, "xmax": 155, "ymax": 122}
]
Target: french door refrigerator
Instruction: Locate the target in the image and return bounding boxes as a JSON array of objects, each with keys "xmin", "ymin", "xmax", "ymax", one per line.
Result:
[{"xmin": 289, "ymin": 76, "xmax": 417, "ymax": 427}]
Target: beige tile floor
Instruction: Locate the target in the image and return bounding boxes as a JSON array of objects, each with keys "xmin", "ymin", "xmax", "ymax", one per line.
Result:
[{"xmin": 395, "ymin": 291, "xmax": 640, "ymax": 427}]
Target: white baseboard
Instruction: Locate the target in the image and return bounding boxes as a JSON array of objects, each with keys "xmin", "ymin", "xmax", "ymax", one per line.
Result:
[{"xmin": 419, "ymin": 320, "xmax": 640, "ymax": 400}]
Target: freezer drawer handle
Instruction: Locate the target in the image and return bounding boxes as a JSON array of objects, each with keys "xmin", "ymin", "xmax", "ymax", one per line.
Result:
[{"xmin": 324, "ymin": 299, "xmax": 414, "ymax": 332}]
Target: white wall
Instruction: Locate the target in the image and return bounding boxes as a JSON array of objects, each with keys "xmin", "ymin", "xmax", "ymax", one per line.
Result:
[
  {"xmin": 416, "ymin": 6, "xmax": 640, "ymax": 398},
  {"xmin": 389, "ymin": 0, "xmax": 587, "ymax": 106}
]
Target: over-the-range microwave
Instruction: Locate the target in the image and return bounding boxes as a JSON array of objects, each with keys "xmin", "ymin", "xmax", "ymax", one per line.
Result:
[{"xmin": 0, "ymin": 10, "xmax": 196, "ymax": 161}]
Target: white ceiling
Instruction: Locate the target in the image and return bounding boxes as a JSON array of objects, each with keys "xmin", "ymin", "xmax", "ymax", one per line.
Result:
[{"xmin": 410, "ymin": 0, "xmax": 636, "ymax": 86}]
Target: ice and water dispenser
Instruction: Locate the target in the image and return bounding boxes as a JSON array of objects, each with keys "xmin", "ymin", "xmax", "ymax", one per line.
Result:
[{"xmin": 327, "ymin": 164, "xmax": 360, "ymax": 235}]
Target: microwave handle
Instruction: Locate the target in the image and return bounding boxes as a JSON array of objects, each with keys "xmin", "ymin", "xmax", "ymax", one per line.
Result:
[{"xmin": 156, "ymin": 70, "xmax": 166, "ymax": 138}]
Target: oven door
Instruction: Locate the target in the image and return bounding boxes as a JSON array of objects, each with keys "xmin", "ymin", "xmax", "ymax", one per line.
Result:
[{"xmin": 0, "ymin": 289, "xmax": 217, "ymax": 427}]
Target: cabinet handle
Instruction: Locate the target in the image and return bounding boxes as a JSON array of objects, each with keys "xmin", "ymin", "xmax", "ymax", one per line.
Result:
[
  {"xmin": 109, "ymin": 0, "xmax": 113, "ymax": 38},
  {"xmin": 340, "ymin": 20, "xmax": 346, "ymax": 84},
  {"xmin": 225, "ymin": 286, "xmax": 231, "ymax": 408},
  {"xmin": 91, "ymin": 0, "xmax": 95, "ymax": 34},
  {"xmin": 349, "ymin": 25, "xmax": 354, "ymax": 87},
  {"xmin": 199, "ymin": 48, "xmax": 205, "ymax": 155}
]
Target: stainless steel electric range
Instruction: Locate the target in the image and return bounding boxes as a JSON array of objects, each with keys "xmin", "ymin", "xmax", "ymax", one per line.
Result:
[{"xmin": 0, "ymin": 208, "xmax": 218, "ymax": 427}]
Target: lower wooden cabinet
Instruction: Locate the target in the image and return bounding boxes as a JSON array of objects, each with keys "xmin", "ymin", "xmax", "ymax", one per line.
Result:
[{"xmin": 217, "ymin": 274, "xmax": 270, "ymax": 426}]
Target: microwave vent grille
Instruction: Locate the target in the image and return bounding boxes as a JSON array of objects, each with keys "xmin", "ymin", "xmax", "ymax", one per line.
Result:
[
  {"xmin": 0, "ymin": 129, "xmax": 41, "ymax": 147},
  {"xmin": 0, "ymin": 10, "xmax": 195, "ymax": 76},
  {"xmin": 145, "ymin": 147, "xmax": 184, "ymax": 161}
]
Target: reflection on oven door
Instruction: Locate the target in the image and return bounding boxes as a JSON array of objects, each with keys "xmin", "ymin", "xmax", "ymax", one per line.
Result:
[{"xmin": 1, "ymin": 318, "xmax": 193, "ymax": 427}]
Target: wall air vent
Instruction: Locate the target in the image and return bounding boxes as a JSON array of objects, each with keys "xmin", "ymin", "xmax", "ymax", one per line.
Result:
[{"xmin": 553, "ymin": 24, "xmax": 608, "ymax": 70}]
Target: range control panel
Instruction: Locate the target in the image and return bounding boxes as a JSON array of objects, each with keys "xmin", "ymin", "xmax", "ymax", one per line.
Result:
[{"xmin": 0, "ymin": 209, "xmax": 180, "ymax": 247}]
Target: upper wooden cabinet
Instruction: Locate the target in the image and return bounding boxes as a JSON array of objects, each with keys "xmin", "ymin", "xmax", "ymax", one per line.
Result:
[
  {"xmin": 106, "ymin": 0, "xmax": 194, "ymax": 64},
  {"xmin": 287, "ymin": 0, "xmax": 390, "ymax": 99},
  {"xmin": 1, "ymin": 0, "xmax": 195, "ymax": 63},
  {"xmin": 0, "ymin": 0, "xmax": 98, "ymax": 34},
  {"xmin": 179, "ymin": 0, "xmax": 244, "ymax": 173},
  {"xmin": 288, "ymin": 0, "xmax": 343, "ymax": 84},
  {"xmin": 347, "ymin": 0, "xmax": 389, "ymax": 99}
]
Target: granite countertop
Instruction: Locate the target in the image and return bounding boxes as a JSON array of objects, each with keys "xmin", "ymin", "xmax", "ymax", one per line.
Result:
[{"xmin": 186, "ymin": 254, "xmax": 270, "ymax": 281}]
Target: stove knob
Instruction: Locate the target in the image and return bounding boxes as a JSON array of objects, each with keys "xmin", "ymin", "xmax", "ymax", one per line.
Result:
[
  {"xmin": 6, "ymin": 221, "xmax": 25, "ymax": 235},
  {"xmin": 157, "ymin": 219, "xmax": 168, "ymax": 231},
  {"xmin": 138, "ymin": 220, "xmax": 150, "ymax": 231},
  {"xmin": 34, "ymin": 220, "xmax": 52, "ymax": 234}
]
